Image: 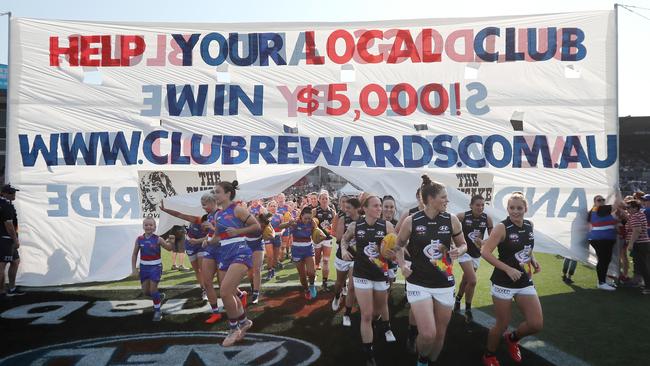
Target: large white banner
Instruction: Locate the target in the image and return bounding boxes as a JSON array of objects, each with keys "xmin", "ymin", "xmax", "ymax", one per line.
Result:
[{"xmin": 7, "ymin": 11, "xmax": 617, "ymax": 286}]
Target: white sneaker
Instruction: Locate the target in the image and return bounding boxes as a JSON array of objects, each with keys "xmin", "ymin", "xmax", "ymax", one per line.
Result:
[
  {"xmin": 342, "ymin": 285, "xmax": 348, "ymax": 296},
  {"xmin": 384, "ymin": 329, "xmax": 396, "ymax": 342},
  {"xmin": 342, "ymin": 315, "xmax": 351, "ymax": 327},
  {"xmin": 222, "ymin": 328, "xmax": 241, "ymax": 347},
  {"xmin": 332, "ymin": 295, "xmax": 341, "ymax": 312},
  {"xmin": 598, "ymin": 283, "xmax": 616, "ymax": 291}
]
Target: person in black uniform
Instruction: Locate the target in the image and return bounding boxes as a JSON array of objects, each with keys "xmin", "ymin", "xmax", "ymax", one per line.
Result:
[
  {"xmin": 454, "ymin": 195, "xmax": 493, "ymax": 322},
  {"xmin": 395, "ymin": 175, "xmax": 467, "ymax": 366},
  {"xmin": 0, "ymin": 184, "xmax": 23, "ymax": 298},
  {"xmin": 395, "ymin": 186, "xmax": 424, "ymax": 354},
  {"xmin": 341, "ymin": 195, "xmax": 396, "ymax": 366},
  {"xmin": 332, "ymin": 197, "xmax": 361, "ymax": 327},
  {"xmin": 479, "ymin": 191, "xmax": 542, "ymax": 366},
  {"xmin": 313, "ymin": 190, "xmax": 335, "ymax": 290}
]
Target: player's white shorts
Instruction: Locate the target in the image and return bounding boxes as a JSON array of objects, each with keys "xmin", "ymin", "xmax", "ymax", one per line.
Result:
[
  {"xmin": 314, "ymin": 239, "xmax": 333, "ymax": 249},
  {"xmin": 353, "ymin": 276, "xmax": 389, "ymax": 291},
  {"xmin": 405, "ymin": 282, "xmax": 455, "ymax": 307},
  {"xmin": 335, "ymin": 257, "xmax": 354, "ymax": 272},
  {"xmin": 458, "ymin": 253, "xmax": 481, "ymax": 270},
  {"xmin": 491, "ymin": 284, "xmax": 537, "ymax": 300}
]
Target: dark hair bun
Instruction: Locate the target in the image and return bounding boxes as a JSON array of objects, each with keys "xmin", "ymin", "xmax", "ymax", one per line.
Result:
[
  {"xmin": 232, "ymin": 180, "xmax": 239, "ymax": 189},
  {"xmin": 421, "ymin": 174, "xmax": 432, "ymax": 186}
]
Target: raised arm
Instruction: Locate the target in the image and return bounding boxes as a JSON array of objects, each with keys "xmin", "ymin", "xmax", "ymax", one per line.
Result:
[{"xmin": 159, "ymin": 201, "xmax": 201, "ymax": 224}]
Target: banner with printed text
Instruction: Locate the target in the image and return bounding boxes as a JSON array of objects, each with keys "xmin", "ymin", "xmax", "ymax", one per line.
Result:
[{"xmin": 7, "ymin": 11, "xmax": 616, "ymax": 285}]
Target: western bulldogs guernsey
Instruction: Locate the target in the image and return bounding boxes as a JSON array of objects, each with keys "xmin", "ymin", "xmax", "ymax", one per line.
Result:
[
  {"xmin": 462, "ymin": 211, "xmax": 489, "ymax": 258},
  {"xmin": 315, "ymin": 206, "xmax": 335, "ymax": 240},
  {"xmin": 138, "ymin": 234, "xmax": 161, "ymax": 266},
  {"xmin": 352, "ymin": 218, "xmax": 388, "ymax": 282},
  {"xmin": 490, "ymin": 217, "xmax": 535, "ymax": 289},
  {"xmin": 408, "ymin": 211, "xmax": 455, "ymax": 288}
]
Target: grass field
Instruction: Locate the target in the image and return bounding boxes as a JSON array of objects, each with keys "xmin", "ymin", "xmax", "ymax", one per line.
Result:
[{"xmin": 46, "ymin": 248, "xmax": 649, "ymax": 366}]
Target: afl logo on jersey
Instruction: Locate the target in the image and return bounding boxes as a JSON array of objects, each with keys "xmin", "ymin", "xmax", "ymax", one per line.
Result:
[
  {"xmin": 415, "ymin": 225, "xmax": 427, "ymax": 235},
  {"xmin": 528, "ymin": 231, "xmax": 534, "ymax": 240},
  {"xmin": 438, "ymin": 225, "xmax": 450, "ymax": 234},
  {"xmin": 376, "ymin": 230, "xmax": 385, "ymax": 237},
  {"xmin": 479, "ymin": 222, "xmax": 487, "ymax": 227},
  {"xmin": 364, "ymin": 242, "xmax": 380, "ymax": 259},
  {"xmin": 357, "ymin": 230, "xmax": 366, "ymax": 237},
  {"xmin": 423, "ymin": 241, "xmax": 443, "ymax": 260},
  {"xmin": 509, "ymin": 233, "xmax": 520, "ymax": 242},
  {"xmin": 465, "ymin": 219, "xmax": 473, "ymax": 225}
]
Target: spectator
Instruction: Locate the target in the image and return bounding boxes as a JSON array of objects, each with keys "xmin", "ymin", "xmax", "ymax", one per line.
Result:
[
  {"xmin": 561, "ymin": 258, "xmax": 577, "ymax": 284},
  {"xmin": 625, "ymin": 200, "xmax": 650, "ymax": 294},
  {"xmin": 587, "ymin": 195, "xmax": 619, "ymax": 290},
  {"xmin": 643, "ymin": 194, "xmax": 650, "ymax": 238},
  {"xmin": 0, "ymin": 184, "xmax": 24, "ymax": 297}
]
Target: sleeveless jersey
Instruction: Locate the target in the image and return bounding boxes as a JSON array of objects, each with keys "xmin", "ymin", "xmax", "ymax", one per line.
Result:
[
  {"xmin": 290, "ymin": 220, "xmax": 314, "ymax": 243},
  {"xmin": 269, "ymin": 213, "xmax": 283, "ymax": 234},
  {"xmin": 352, "ymin": 218, "xmax": 388, "ymax": 281},
  {"xmin": 407, "ymin": 211, "xmax": 455, "ymax": 288},
  {"xmin": 213, "ymin": 204, "xmax": 245, "ymax": 244},
  {"xmin": 461, "ymin": 211, "xmax": 489, "ymax": 258},
  {"xmin": 490, "ymin": 217, "xmax": 535, "ymax": 288},
  {"xmin": 336, "ymin": 214, "xmax": 358, "ymax": 260},
  {"xmin": 315, "ymin": 206, "xmax": 335, "ymax": 240},
  {"xmin": 138, "ymin": 234, "xmax": 161, "ymax": 265}
]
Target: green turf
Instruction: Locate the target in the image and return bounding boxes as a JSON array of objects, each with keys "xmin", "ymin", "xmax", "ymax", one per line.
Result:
[{"xmin": 82, "ymin": 246, "xmax": 647, "ymax": 366}]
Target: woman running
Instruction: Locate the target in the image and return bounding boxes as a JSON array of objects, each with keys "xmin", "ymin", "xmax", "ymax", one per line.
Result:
[
  {"xmin": 455, "ymin": 195, "xmax": 493, "ymax": 322},
  {"xmin": 264, "ymin": 200, "xmax": 283, "ymax": 281},
  {"xmin": 332, "ymin": 197, "xmax": 362, "ymax": 326},
  {"xmin": 203, "ymin": 180, "xmax": 260, "ymax": 347},
  {"xmin": 131, "ymin": 217, "xmax": 173, "ymax": 321},
  {"xmin": 276, "ymin": 193, "xmax": 291, "ymax": 268},
  {"xmin": 159, "ymin": 198, "xmax": 219, "ymax": 312},
  {"xmin": 395, "ymin": 176, "xmax": 468, "ymax": 366},
  {"xmin": 245, "ymin": 210, "xmax": 265, "ymax": 304},
  {"xmin": 341, "ymin": 195, "xmax": 396, "ymax": 366},
  {"xmin": 313, "ymin": 190, "xmax": 335, "ymax": 290},
  {"xmin": 382, "ymin": 195, "xmax": 400, "ymax": 289},
  {"xmin": 281, "ymin": 206, "xmax": 321, "ymax": 299},
  {"xmin": 479, "ymin": 191, "xmax": 543, "ymax": 366}
]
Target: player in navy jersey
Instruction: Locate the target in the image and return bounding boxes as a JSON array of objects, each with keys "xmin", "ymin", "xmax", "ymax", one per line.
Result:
[
  {"xmin": 479, "ymin": 192, "xmax": 542, "ymax": 366},
  {"xmin": 332, "ymin": 197, "xmax": 361, "ymax": 326},
  {"xmin": 341, "ymin": 196, "xmax": 396, "ymax": 366},
  {"xmin": 313, "ymin": 190, "xmax": 335, "ymax": 290},
  {"xmin": 395, "ymin": 175, "xmax": 468, "ymax": 366},
  {"xmin": 203, "ymin": 180, "xmax": 261, "ymax": 347},
  {"xmin": 454, "ymin": 195, "xmax": 493, "ymax": 323},
  {"xmin": 131, "ymin": 217, "xmax": 173, "ymax": 321}
]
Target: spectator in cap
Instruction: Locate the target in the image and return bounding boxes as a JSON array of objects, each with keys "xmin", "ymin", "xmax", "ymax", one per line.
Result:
[{"xmin": 0, "ymin": 184, "xmax": 24, "ymax": 298}]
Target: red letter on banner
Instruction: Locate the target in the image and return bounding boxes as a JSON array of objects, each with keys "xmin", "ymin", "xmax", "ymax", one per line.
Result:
[
  {"xmin": 50, "ymin": 36, "xmax": 79, "ymax": 66},
  {"xmin": 120, "ymin": 35, "xmax": 146, "ymax": 66}
]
